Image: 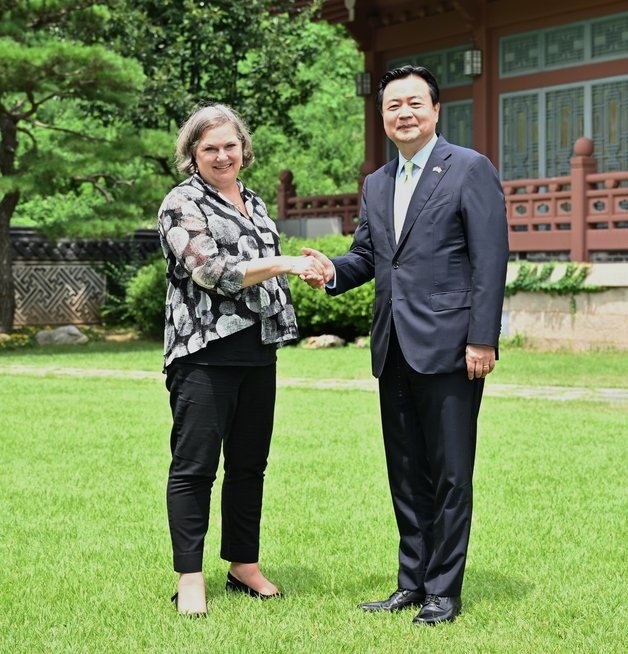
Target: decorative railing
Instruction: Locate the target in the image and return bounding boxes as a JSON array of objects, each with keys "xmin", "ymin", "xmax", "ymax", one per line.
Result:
[
  {"xmin": 277, "ymin": 170, "xmax": 360, "ymax": 234},
  {"xmin": 276, "ymin": 138, "xmax": 628, "ymax": 261},
  {"xmin": 504, "ymin": 138, "xmax": 628, "ymax": 261}
]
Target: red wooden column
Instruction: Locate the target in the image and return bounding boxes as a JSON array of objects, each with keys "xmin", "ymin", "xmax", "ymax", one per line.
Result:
[
  {"xmin": 277, "ymin": 170, "xmax": 296, "ymax": 220},
  {"xmin": 569, "ymin": 137, "xmax": 597, "ymax": 262},
  {"xmin": 455, "ymin": 0, "xmax": 491, "ymax": 157},
  {"xmin": 363, "ymin": 47, "xmax": 385, "ymax": 172}
]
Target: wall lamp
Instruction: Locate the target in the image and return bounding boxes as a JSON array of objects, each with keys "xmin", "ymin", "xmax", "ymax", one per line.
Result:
[
  {"xmin": 463, "ymin": 48, "xmax": 483, "ymax": 77},
  {"xmin": 355, "ymin": 72, "xmax": 372, "ymax": 97}
]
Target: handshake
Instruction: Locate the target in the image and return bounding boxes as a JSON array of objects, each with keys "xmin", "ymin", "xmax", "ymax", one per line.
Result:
[{"xmin": 287, "ymin": 248, "xmax": 334, "ymax": 290}]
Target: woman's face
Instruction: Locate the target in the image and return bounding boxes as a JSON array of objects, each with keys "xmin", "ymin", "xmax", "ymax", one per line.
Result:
[{"xmin": 194, "ymin": 122, "xmax": 243, "ymax": 190}]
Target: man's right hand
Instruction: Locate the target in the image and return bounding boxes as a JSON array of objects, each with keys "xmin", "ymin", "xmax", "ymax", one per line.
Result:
[{"xmin": 301, "ymin": 247, "xmax": 335, "ymax": 289}]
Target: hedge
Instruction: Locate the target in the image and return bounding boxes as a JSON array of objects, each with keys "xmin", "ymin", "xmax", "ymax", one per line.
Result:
[
  {"xmin": 280, "ymin": 234, "xmax": 374, "ymax": 339},
  {"xmin": 123, "ymin": 234, "xmax": 373, "ymax": 340}
]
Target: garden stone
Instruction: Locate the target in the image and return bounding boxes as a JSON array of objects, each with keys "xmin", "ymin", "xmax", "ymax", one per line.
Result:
[
  {"xmin": 36, "ymin": 325, "xmax": 88, "ymax": 346},
  {"xmin": 354, "ymin": 336, "xmax": 369, "ymax": 348},
  {"xmin": 301, "ymin": 334, "xmax": 345, "ymax": 349}
]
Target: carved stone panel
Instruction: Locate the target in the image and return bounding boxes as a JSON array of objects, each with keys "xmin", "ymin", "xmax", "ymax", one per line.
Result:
[{"xmin": 13, "ymin": 262, "xmax": 106, "ymax": 326}]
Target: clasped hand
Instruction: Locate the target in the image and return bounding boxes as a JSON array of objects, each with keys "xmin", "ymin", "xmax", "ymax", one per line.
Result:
[
  {"xmin": 288, "ymin": 255, "xmax": 325, "ymax": 284},
  {"xmin": 288, "ymin": 248, "xmax": 335, "ymax": 289}
]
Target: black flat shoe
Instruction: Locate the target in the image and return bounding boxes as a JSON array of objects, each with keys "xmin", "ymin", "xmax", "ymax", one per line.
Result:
[
  {"xmin": 359, "ymin": 588, "xmax": 425, "ymax": 612},
  {"xmin": 170, "ymin": 592, "xmax": 208, "ymax": 618},
  {"xmin": 412, "ymin": 595, "xmax": 461, "ymax": 625},
  {"xmin": 225, "ymin": 572, "xmax": 282, "ymax": 600}
]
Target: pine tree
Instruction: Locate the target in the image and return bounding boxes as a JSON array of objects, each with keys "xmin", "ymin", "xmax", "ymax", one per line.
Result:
[{"xmin": 0, "ymin": 1, "xmax": 144, "ymax": 332}]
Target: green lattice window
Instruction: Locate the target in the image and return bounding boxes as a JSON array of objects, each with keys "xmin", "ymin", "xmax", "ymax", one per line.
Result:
[
  {"xmin": 501, "ymin": 77, "xmax": 628, "ymax": 179},
  {"xmin": 500, "ymin": 12, "xmax": 628, "ymax": 77},
  {"xmin": 388, "ymin": 45, "xmax": 472, "ymax": 89}
]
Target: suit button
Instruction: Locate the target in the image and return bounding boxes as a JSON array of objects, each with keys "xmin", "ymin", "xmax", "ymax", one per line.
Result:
[
  {"xmin": 393, "ymin": 261, "xmax": 399, "ymax": 269},
  {"xmin": 388, "ymin": 298, "xmax": 392, "ymax": 305}
]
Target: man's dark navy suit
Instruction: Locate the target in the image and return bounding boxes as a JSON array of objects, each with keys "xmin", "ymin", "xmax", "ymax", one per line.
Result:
[{"xmin": 328, "ymin": 135, "xmax": 509, "ymax": 595}]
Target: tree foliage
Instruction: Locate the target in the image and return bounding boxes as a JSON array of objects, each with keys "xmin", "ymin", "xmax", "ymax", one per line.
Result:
[
  {"xmin": 0, "ymin": 0, "xmax": 145, "ymax": 331},
  {"xmin": 243, "ymin": 21, "xmax": 364, "ymax": 214},
  {"xmin": 1, "ymin": 0, "xmax": 364, "ymax": 333},
  {"xmin": 104, "ymin": 0, "xmax": 323, "ymax": 133}
]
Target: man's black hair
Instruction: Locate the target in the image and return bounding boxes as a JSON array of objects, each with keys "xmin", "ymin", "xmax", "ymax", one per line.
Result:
[{"xmin": 376, "ymin": 65, "xmax": 440, "ymax": 113}]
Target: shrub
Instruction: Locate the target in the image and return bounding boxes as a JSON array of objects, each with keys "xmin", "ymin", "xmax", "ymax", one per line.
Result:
[
  {"xmin": 99, "ymin": 253, "xmax": 153, "ymax": 328},
  {"xmin": 122, "ymin": 234, "xmax": 373, "ymax": 341},
  {"xmin": 0, "ymin": 326, "xmax": 103, "ymax": 350},
  {"xmin": 0, "ymin": 326, "xmax": 38, "ymax": 350},
  {"xmin": 281, "ymin": 234, "xmax": 374, "ymax": 339},
  {"xmin": 125, "ymin": 257, "xmax": 167, "ymax": 339}
]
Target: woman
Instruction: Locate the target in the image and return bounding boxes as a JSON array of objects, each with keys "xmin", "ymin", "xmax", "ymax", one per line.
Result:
[{"xmin": 158, "ymin": 103, "xmax": 322, "ymax": 616}]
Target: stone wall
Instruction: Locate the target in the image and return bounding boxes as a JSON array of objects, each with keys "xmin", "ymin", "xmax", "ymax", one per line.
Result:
[
  {"xmin": 10, "ymin": 228, "xmax": 628, "ymax": 349},
  {"xmin": 502, "ymin": 263, "xmax": 628, "ymax": 350},
  {"xmin": 11, "ymin": 227, "xmax": 160, "ymax": 327}
]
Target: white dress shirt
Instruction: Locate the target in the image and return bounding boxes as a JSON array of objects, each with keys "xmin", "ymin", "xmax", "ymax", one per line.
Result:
[
  {"xmin": 327, "ymin": 133, "xmax": 439, "ymax": 288},
  {"xmin": 393, "ymin": 133, "xmax": 439, "ymax": 242}
]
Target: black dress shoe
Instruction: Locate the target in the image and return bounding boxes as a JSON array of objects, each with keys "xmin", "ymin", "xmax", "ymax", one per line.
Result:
[
  {"xmin": 359, "ymin": 589, "xmax": 425, "ymax": 612},
  {"xmin": 412, "ymin": 594, "xmax": 461, "ymax": 624},
  {"xmin": 225, "ymin": 572, "xmax": 282, "ymax": 600}
]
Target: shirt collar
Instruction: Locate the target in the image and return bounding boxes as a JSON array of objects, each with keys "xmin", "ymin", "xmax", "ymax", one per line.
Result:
[{"xmin": 397, "ymin": 133, "xmax": 439, "ymax": 178}]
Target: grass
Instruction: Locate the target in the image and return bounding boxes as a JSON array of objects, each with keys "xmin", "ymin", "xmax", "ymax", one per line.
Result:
[
  {"xmin": 1, "ymin": 339, "xmax": 628, "ymax": 387},
  {"xmin": 0, "ymin": 344, "xmax": 627, "ymax": 653},
  {"xmin": 0, "ymin": 339, "xmax": 164, "ymax": 371}
]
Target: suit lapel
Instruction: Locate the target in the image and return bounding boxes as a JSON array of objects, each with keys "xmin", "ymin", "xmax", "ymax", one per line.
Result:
[
  {"xmin": 395, "ymin": 138, "xmax": 452, "ymax": 251},
  {"xmin": 378, "ymin": 160, "xmax": 397, "ymax": 252}
]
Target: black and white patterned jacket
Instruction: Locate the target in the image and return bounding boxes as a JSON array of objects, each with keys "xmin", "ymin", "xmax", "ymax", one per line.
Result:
[{"xmin": 158, "ymin": 173, "xmax": 298, "ymax": 369}]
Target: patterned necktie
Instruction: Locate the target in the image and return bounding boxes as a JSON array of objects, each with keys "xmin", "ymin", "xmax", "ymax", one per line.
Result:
[
  {"xmin": 394, "ymin": 161, "xmax": 417, "ymax": 242},
  {"xmin": 402, "ymin": 160, "xmax": 414, "ymax": 184}
]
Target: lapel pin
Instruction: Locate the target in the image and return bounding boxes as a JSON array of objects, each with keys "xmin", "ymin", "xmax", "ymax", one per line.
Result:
[{"xmin": 432, "ymin": 166, "xmax": 443, "ymax": 174}]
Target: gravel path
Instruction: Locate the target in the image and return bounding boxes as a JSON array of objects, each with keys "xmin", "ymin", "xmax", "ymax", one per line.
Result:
[{"xmin": 2, "ymin": 364, "xmax": 627, "ymax": 403}]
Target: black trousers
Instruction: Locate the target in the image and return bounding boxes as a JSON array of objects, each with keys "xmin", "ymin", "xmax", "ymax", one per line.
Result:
[
  {"xmin": 378, "ymin": 329, "xmax": 484, "ymax": 597},
  {"xmin": 165, "ymin": 362, "xmax": 276, "ymax": 573}
]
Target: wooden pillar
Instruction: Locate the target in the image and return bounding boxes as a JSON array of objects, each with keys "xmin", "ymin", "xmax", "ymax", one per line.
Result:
[
  {"xmin": 277, "ymin": 170, "xmax": 295, "ymax": 220},
  {"xmin": 569, "ymin": 137, "xmax": 597, "ymax": 262},
  {"xmin": 363, "ymin": 48, "xmax": 384, "ymax": 171},
  {"xmin": 471, "ymin": 23, "xmax": 490, "ymax": 157}
]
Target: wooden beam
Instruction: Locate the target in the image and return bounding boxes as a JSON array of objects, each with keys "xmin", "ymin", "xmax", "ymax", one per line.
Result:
[{"xmin": 452, "ymin": 0, "xmax": 482, "ymax": 30}]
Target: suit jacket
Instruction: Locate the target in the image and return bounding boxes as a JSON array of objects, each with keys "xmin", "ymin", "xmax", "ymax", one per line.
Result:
[{"xmin": 329, "ymin": 135, "xmax": 509, "ymax": 377}]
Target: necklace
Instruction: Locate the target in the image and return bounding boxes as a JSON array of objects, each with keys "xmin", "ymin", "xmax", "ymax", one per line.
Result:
[
  {"xmin": 232, "ymin": 198, "xmax": 248, "ymax": 217},
  {"xmin": 219, "ymin": 184, "xmax": 248, "ymax": 216}
]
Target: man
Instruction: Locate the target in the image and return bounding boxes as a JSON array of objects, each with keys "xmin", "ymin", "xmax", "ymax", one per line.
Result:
[{"xmin": 304, "ymin": 65, "xmax": 509, "ymax": 625}]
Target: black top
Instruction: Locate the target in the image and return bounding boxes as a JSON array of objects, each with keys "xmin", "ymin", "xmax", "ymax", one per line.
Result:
[
  {"xmin": 158, "ymin": 173, "xmax": 297, "ymax": 370},
  {"xmin": 177, "ymin": 323, "xmax": 276, "ymax": 367}
]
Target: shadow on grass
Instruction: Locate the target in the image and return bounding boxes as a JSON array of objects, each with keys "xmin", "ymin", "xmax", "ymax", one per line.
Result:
[
  {"xmin": 464, "ymin": 566, "xmax": 532, "ymax": 606},
  {"xmin": 230, "ymin": 565, "xmax": 532, "ymax": 605},
  {"xmin": 161, "ymin": 565, "xmax": 531, "ymax": 615}
]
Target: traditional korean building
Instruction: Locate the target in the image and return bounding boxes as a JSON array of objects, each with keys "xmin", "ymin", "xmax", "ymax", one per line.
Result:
[{"xmin": 279, "ymin": 0, "xmax": 628, "ymax": 261}]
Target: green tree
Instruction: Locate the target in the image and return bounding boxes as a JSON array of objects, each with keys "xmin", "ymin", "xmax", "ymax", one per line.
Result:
[
  {"xmin": 243, "ymin": 20, "xmax": 364, "ymax": 213},
  {"xmin": 106, "ymin": 0, "xmax": 323, "ymax": 134},
  {"xmin": 0, "ymin": 0, "xmax": 144, "ymax": 331},
  {"xmin": 1, "ymin": 1, "xmax": 363, "ymax": 333}
]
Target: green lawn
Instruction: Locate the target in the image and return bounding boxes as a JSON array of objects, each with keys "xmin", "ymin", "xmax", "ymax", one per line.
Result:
[
  {"xmin": 2, "ymin": 339, "xmax": 627, "ymax": 387},
  {"xmin": 0, "ymin": 345, "xmax": 626, "ymax": 653}
]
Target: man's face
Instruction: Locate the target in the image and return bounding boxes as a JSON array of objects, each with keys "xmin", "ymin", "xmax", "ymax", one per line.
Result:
[{"xmin": 382, "ymin": 75, "xmax": 440, "ymax": 157}]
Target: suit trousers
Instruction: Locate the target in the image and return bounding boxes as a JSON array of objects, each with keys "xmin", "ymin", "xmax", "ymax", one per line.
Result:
[
  {"xmin": 378, "ymin": 327, "xmax": 484, "ymax": 596},
  {"xmin": 165, "ymin": 361, "xmax": 276, "ymax": 573}
]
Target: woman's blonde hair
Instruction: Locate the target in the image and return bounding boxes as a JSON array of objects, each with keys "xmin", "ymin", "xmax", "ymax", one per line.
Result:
[{"xmin": 175, "ymin": 103, "xmax": 254, "ymax": 174}]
